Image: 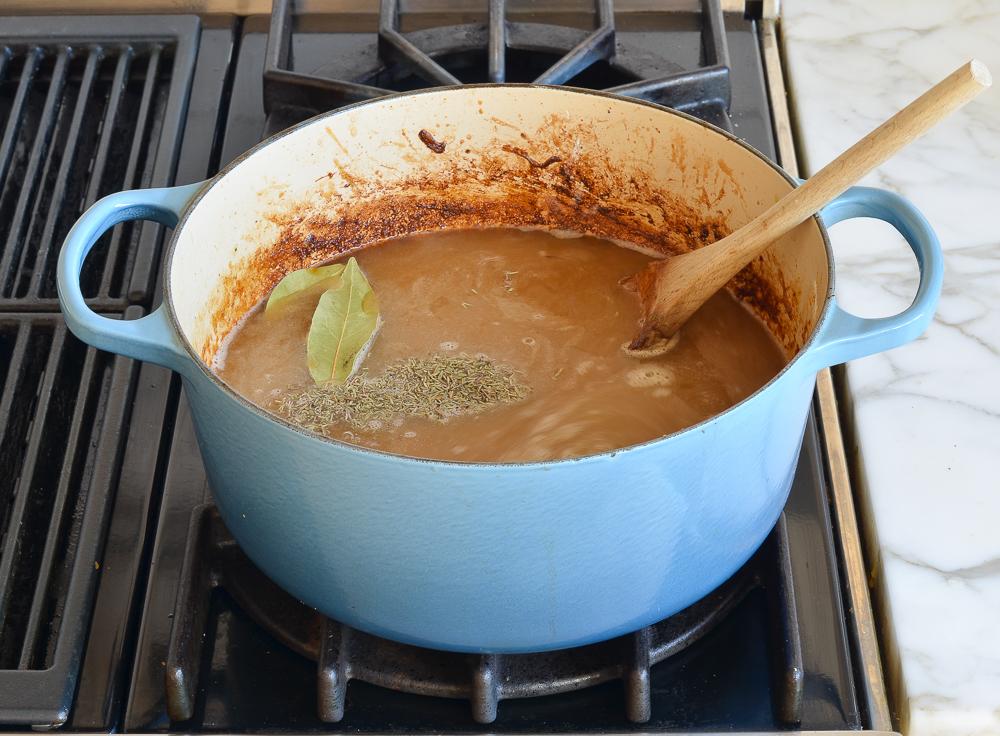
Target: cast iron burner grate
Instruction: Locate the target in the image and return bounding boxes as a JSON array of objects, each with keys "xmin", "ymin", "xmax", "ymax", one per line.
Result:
[
  {"xmin": 164, "ymin": 505, "xmax": 804, "ymax": 726},
  {"xmin": 0, "ymin": 19, "xmax": 196, "ymax": 313},
  {"xmin": 0, "ymin": 312, "xmax": 135, "ymax": 704},
  {"xmin": 263, "ymin": 0, "xmax": 732, "ymax": 134}
]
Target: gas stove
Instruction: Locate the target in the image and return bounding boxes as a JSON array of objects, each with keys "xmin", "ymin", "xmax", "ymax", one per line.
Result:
[{"xmin": 0, "ymin": 3, "xmax": 893, "ymax": 733}]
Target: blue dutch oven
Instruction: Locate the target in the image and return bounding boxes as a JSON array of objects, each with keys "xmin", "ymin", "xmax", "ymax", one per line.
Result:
[{"xmin": 57, "ymin": 86, "xmax": 941, "ymax": 653}]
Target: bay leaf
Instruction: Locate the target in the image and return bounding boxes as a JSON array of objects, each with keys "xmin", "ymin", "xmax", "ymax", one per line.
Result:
[
  {"xmin": 307, "ymin": 257, "xmax": 380, "ymax": 384},
  {"xmin": 265, "ymin": 263, "xmax": 345, "ymax": 313}
]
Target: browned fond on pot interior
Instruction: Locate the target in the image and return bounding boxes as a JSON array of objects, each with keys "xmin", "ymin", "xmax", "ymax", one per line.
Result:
[{"xmin": 198, "ymin": 113, "xmax": 803, "ymax": 364}]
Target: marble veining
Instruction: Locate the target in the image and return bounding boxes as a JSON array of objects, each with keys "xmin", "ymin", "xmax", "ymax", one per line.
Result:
[{"xmin": 782, "ymin": 1, "xmax": 1000, "ymax": 733}]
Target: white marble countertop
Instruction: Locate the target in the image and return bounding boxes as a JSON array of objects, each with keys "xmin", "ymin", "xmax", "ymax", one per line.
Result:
[{"xmin": 781, "ymin": 1, "xmax": 1000, "ymax": 734}]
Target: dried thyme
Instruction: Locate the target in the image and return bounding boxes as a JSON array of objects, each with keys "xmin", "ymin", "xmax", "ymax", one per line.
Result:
[{"xmin": 273, "ymin": 354, "xmax": 530, "ymax": 433}]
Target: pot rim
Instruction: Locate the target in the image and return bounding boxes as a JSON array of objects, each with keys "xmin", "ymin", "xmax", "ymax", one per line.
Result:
[{"xmin": 162, "ymin": 83, "xmax": 836, "ymax": 468}]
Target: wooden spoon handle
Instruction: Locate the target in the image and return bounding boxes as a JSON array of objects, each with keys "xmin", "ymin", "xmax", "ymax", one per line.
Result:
[
  {"xmin": 628, "ymin": 59, "xmax": 991, "ymax": 350},
  {"xmin": 728, "ymin": 59, "xmax": 991, "ymax": 261}
]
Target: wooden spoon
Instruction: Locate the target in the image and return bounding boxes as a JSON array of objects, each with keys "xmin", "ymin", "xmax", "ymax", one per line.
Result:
[{"xmin": 626, "ymin": 59, "xmax": 991, "ymax": 353}]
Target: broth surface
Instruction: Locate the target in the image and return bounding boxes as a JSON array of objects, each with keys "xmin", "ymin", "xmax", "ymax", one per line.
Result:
[{"xmin": 219, "ymin": 229, "xmax": 786, "ymax": 462}]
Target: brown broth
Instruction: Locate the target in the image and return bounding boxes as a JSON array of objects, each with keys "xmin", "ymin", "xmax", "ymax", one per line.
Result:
[{"xmin": 218, "ymin": 229, "xmax": 787, "ymax": 462}]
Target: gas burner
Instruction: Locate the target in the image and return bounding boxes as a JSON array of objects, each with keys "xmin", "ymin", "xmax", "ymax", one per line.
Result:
[
  {"xmin": 165, "ymin": 505, "xmax": 803, "ymax": 725},
  {"xmin": 263, "ymin": 0, "xmax": 732, "ymax": 133}
]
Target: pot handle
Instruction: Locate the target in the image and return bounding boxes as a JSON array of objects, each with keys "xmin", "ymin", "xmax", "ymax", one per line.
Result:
[
  {"xmin": 806, "ymin": 185, "xmax": 943, "ymax": 370},
  {"xmin": 57, "ymin": 181, "xmax": 206, "ymax": 374}
]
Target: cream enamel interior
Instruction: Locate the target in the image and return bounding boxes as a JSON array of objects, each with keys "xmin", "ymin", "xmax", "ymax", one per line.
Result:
[{"xmin": 168, "ymin": 86, "xmax": 829, "ymax": 363}]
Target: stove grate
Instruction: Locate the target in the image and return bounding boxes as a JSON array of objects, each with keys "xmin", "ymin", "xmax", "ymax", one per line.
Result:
[
  {"xmin": 0, "ymin": 18, "xmax": 196, "ymax": 314},
  {"xmin": 263, "ymin": 0, "xmax": 732, "ymax": 131},
  {"xmin": 164, "ymin": 506, "xmax": 804, "ymax": 726},
  {"xmin": 0, "ymin": 311, "xmax": 136, "ymax": 725}
]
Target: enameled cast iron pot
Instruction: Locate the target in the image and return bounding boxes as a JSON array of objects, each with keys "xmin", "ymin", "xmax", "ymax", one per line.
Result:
[{"xmin": 57, "ymin": 86, "xmax": 941, "ymax": 653}]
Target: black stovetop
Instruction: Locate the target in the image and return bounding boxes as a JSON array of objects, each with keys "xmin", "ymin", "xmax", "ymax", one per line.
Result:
[{"xmin": 0, "ymin": 4, "xmax": 865, "ymax": 732}]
